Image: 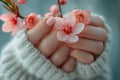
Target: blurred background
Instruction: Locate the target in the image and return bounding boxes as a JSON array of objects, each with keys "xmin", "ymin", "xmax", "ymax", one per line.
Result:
[{"xmin": 0, "ymin": 0, "xmax": 120, "ymax": 80}]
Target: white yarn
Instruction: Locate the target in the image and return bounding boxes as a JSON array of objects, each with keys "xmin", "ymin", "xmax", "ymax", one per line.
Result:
[{"xmin": 0, "ymin": 14, "xmax": 111, "ymax": 80}]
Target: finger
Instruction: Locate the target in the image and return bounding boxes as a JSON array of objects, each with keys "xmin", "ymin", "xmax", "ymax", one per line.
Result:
[
  {"xmin": 66, "ymin": 38, "xmax": 104, "ymax": 56},
  {"xmin": 27, "ymin": 17, "xmax": 56, "ymax": 44},
  {"xmin": 70, "ymin": 49, "xmax": 94, "ymax": 64},
  {"xmin": 38, "ymin": 30, "xmax": 59, "ymax": 57},
  {"xmin": 89, "ymin": 14, "xmax": 104, "ymax": 27},
  {"xmin": 50, "ymin": 46, "xmax": 70, "ymax": 67},
  {"xmin": 61, "ymin": 57, "xmax": 76, "ymax": 73},
  {"xmin": 79, "ymin": 26, "xmax": 108, "ymax": 42}
]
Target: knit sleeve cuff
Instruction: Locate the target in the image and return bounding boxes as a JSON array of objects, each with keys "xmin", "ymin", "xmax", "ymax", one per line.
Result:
[
  {"xmin": 75, "ymin": 15, "xmax": 111, "ymax": 79},
  {"xmin": 13, "ymin": 29, "xmax": 76, "ymax": 80}
]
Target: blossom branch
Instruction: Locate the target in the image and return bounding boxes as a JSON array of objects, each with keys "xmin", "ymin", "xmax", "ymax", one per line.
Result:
[
  {"xmin": 57, "ymin": 0, "xmax": 63, "ymax": 17},
  {"xmin": 0, "ymin": 0, "xmax": 24, "ymax": 19}
]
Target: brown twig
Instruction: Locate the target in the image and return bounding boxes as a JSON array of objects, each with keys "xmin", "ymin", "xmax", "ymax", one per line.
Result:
[
  {"xmin": 0, "ymin": 0, "xmax": 24, "ymax": 19},
  {"xmin": 57, "ymin": 0, "xmax": 63, "ymax": 18}
]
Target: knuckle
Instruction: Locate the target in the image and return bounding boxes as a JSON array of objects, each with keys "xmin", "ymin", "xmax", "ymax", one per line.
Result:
[
  {"xmin": 77, "ymin": 51, "xmax": 94, "ymax": 64},
  {"xmin": 62, "ymin": 58, "xmax": 76, "ymax": 73},
  {"xmin": 87, "ymin": 54, "xmax": 94, "ymax": 64},
  {"xmin": 51, "ymin": 53, "xmax": 69, "ymax": 66},
  {"xmin": 98, "ymin": 16, "xmax": 105, "ymax": 27},
  {"xmin": 100, "ymin": 28, "xmax": 108, "ymax": 41},
  {"xmin": 83, "ymin": 53, "xmax": 94, "ymax": 64},
  {"xmin": 102, "ymin": 29, "xmax": 108, "ymax": 41},
  {"xmin": 63, "ymin": 65, "xmax": 74, "ymax": 73},
  {"xmin": 66, "ymin": 68, "xmax": 74, "ymax": 73},
  {"xmin": 27, "ymin": 31, "xmax": 34, "ymax": 44},
  {"xmin": 96, "ymin": 42, "xmax": 104, "ymax": 54},
  {"xmin": 39, "ymin": 41, "xmax": 53, "ymax": 56},
  {"xmin": 51, "ymin": 54, "xmax": 65, "ymax": 66}
]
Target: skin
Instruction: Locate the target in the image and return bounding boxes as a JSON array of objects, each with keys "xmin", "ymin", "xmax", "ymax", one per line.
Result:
[{"xmin": 27, "ymin": 15, "xmax": 108, "ymax": 73}]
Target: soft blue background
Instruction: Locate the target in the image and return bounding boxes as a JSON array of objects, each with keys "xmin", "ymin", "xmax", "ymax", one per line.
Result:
[{"xmin": 0, "ymin": 0, "xmax": 120, "ymax": 80}]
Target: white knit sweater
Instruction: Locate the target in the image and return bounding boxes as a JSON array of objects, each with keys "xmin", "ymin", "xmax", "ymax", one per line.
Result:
[{"xmin": 0, "ymin": 15, "xmax": 111, "ymax": 80}]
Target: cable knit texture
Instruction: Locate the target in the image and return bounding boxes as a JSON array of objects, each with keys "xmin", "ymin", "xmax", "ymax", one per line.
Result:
[
  {"xmin": 0, "ymin": 29, "xmax": 76, "ymax": 80},
  {"xmin": 75, "ymin": 14, "xmax": 111, "ymax": 80},
  {"xmin": 0, "ymin": 14, "xmax": 111, "ymax": 80}
]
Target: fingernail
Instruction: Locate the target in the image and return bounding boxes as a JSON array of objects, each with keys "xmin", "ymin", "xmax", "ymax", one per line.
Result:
[{"xmin": 46, "ymin": 17, "xmax": 56, "ymax": 26}]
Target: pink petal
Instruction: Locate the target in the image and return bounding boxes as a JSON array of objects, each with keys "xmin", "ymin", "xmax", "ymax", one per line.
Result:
[
  {"xmin": 24, "ymin": 13, "xmax": 41, "ymax": 29},
  {"xmin": 0, "ymin": 14, "xmax": 13, "ymax": 22},
  {"xmin": 12, "ymin": 18, "xmax": 22, "ymax": 36},
  {"xmin": 72, "ymin": 23, "xmax": 85, "ymax": 34},
  {"xmin": 67, "ymin": 33, "xmax": 79, "ymax": 43},
  {"xmin": 36, "ymin": 15, "xmax": 41, "ymax": 22},
  {"xmin": 50, "ymin": 5, "xmax": 59, "ymax": 14},
  {"xmin": 57, "ymin": 31, "xmax": 67, "ymax": 41},
  {"xmin": 83, "ymin": 10, "xmax": 91, "ymax": 18},
  {"xmin": 58, "ymin": 0, "xmax": 67, "ymax": 5},
  {"xmin": 2, "ymin": 22, "xmax": 12, "ymax": 32},
  {"xmin": 83, "ymin": 10, "xmax": 91, "ymax": 25},
  {"xmin": 55, "ymin": 17, "xmax": 64, "ymax": 30},
  {"xmin": 12, "ymin": 26, "xmax": 19, "ymax": 36},
  {"xmin": 17, "ymin": 0, "xmax": 27, "ymax": 4},
  {"xmin": 65, "ymin": 13, "xmax": 76, "ymax": 27},
  {"xmin": 17, "ymin": 18, "xmax": 23, "ymax": 28},
  {"xmin": 30, "ymin": 13, "xmax": 41, "ymax": 21}
]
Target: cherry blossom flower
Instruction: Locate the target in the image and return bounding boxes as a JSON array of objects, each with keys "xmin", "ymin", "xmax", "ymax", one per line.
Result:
[
  {"xmin": 24, "ymin": 13, "xmax": 41, "ymax": 29},
  {"xmin": 72, "ymin": 9, "xmax": 91, "ymax": 25},
  {"xmin": 55, "ymin": 13, "xmax": 85, "ymax": 43},
  {"xmin": 50, "ymin": 5, "xmax": 59, "ymax": 15},
  {"xmin": 58, "ymin": 0, "xmax": 67, "ymax": 5},
  {"xmin": 0, "ymin": 13, "xmax": 23, "ymax": 36},
  {"xmin": 17, "ymin": 0, "xmax": 27, "ymax": 4}
]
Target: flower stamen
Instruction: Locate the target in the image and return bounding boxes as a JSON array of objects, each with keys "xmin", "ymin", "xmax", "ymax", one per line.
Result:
[
  {"xmin": 77, "ymin": 14, "xmax": 84, "ymax": 22},
  {"xmin": 28, "ymin": 16, "xmax": 34, "ymax": 23},
  {"xmin": 12, "ymin": 18, "xmax": 17, "ymax": 25},
  {"xmin": 63, "ymin": 25, "xmax": 72, "ymax": 34}
]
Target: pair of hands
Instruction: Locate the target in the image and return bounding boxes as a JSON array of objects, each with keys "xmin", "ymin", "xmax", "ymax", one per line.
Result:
[{"xmin": 27, "ymin": 15, "xmax": 108, "ymax": 73}]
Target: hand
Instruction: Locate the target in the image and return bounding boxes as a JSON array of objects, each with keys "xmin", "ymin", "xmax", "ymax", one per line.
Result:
[
  {"xmin": 26, "ymin": 15, "xmax": 108, "ymax": 73},
  {"xmin": 68, "ymin": 15, "xmax": 108, "ymax": 64},
  {"xmin": 27, "ymin": 17, "xmax": 76, "ymax": 73}
]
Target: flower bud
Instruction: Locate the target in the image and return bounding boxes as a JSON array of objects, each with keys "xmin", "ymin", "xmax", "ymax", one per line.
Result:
[
  {"xmin": 50, "ymin": 5, "xmax": 59, "ymax": 15},
  {"xmin": 58, "ymin": 0, "xmax": 67, "ymax": 5},
  {"xmin": 17, "ymin": 0, "xmax": 27, "ymax": 4}
]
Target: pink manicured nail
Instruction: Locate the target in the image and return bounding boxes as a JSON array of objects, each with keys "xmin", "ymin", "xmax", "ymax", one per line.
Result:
[{"xmin": 46, "ymin": 17, "xmax": 56, "ymax": 26}]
